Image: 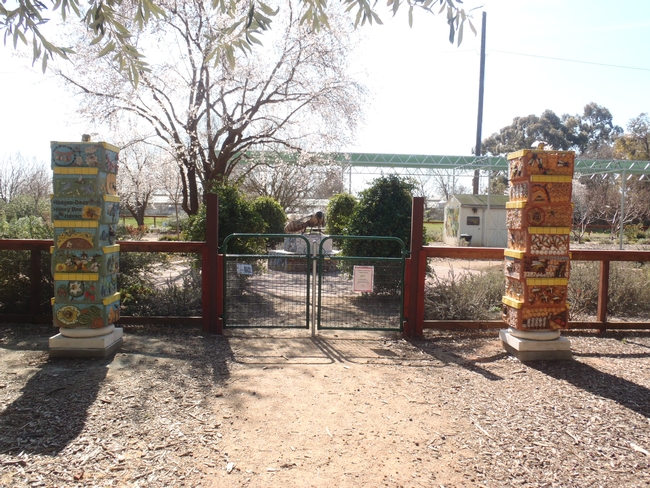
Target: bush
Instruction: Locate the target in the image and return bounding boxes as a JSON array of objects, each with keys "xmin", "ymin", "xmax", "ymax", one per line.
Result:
[
  {"xmin": 163, "ymin": 214, "xmax": 190, "ymax": 234},
  {"xmin": 339, "ymin": 176, "xmax": 425, "ymax": 294},
  {"xmin": 326, "ymin": 193, "xmax": 357, "ymax": 236},
  {"xmin": 624, "ymin": 223, "xmax": 646, "ymax": 243},
  {"xmin": 118, "ymin": 251, "xmax": 170, "ymax": 313},
  {"xmin": 568, "ymin": 261, "xmax": 650, "ymax": 318},
  {"xmin": 1, "ymin": 195, "xmax": 51, "ymax": 223},
  {"xmin": 122, "ymin": 273, "xmax": 202, "ymax": 317},
  {"xmin": 185, "ymin": 182, "xmax": 266, "ymax": 254},
  {"xmin": 0, "ymin": 216, "xmax": 53, "ymax": 239},
  {"xmin": 424, "ymin": 266, "xmax": 504, "ymax": 320},
  {"xmin": 252, "ymin": 196, "xmax": 286, "ymax": 248},
  {"xmin": 0, "ymin": 216, "xmax": 53, "ymax": 314},
  {"xmin": 343, "ymin": 175, "xmax": 425, "ymax": 253},
  {"xmin": 427, "ymin": 227, "xmax": 443, "ymax": 243}
]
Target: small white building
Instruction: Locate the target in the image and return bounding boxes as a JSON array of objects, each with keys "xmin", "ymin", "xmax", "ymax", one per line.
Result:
[{"xmin": 443, "ymin": 194, "xmax": 509, "ymax": 247}]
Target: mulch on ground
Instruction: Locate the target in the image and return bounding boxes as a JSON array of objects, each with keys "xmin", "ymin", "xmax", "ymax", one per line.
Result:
[{"xmin": 1, "ymin": 324, "xmax": 649, "ymax": 487}]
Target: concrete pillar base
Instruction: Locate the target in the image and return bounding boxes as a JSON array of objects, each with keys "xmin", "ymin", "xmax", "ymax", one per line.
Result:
[
  {"xmin": 499, "ymin": 329, "xmax": 572, "ymax": 362},
  {"xmin": 49, "ymin": 328, "xmax": 123, "ymax": 358}
]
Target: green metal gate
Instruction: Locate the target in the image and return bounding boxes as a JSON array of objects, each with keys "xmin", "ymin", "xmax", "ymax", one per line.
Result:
[
  {"xmin": 316, "ymin": 236, "xmax": 406, "ymax": 331},
  {"xmin": 222, "ymin": 234, "xmax": 311, "ymax": 329},
  {"xmin": 222, "ymin": 233, "xmax": 406, "ymax": 332}
]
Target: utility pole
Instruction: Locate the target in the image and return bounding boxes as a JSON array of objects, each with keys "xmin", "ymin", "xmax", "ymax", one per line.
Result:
[{"xmin": 473, "ymin": 11, "xmax": 487, "ymax": 195}]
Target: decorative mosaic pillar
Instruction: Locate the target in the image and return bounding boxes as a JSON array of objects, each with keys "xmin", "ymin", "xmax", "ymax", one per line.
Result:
[
  {"xmin": 499, "ymin": 149, "xmax": 575, "ymax": 361},
  {"xmin": 48, "ymin": 140, "xmax": 123, "ymax": 358}
]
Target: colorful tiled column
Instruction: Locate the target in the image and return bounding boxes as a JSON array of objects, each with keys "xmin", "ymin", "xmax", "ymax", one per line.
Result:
[
  {"xmin": 500, "ymin": 149, "xmax": 575, "ymax": 361},
  {"xmin": 49, "ymin": 141, "xmax": 123, "ymax": 358}
]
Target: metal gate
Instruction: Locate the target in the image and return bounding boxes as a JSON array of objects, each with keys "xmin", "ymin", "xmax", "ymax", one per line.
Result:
[
  {"xmin": 222, "ymin": 233, "xmax": 406, "ymax": 332},
  {"xmin": 222, "ymin": 234, "xmax": 311, "ymax": 329},
  {"xmin": 317, "ymin": 236, "xmax": 405, "ymax": 331}
]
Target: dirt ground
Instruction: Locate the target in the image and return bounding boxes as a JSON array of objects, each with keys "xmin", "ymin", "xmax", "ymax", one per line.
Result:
[{"xmin": 1, "ymin": 324, "xmax": 650, "ymax": 487}]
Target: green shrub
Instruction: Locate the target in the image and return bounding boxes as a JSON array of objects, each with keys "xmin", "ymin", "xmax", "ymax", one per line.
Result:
[
  {"xmin": 0, "ymin": 216, "xmax": 53, "ymax": 314},
  {"xmin": 624, "ymin": 223, "xmax": 646, "ymax": 243},
  {"xmin": 343, "ymin": 175, "xmax": 423, "ymax": 255},
  {"xmin": 1, "ymin": 195, "xmax": 50, "ymax": 223},
  {"xmin": 252, "ymin": 196, "xmax": 286, "ymax": 248},
  {"xmin": 339, "ymin": 176, "xmax": 425, "ymax": 294},
  {"xmin": 424, "ymin": 266, "xmax": 504, "ymax": 320},
  {"xmin": 185, "ymin": 182, "xmax": 265, "ymax": 254},
  {"xmin": 0, "ymin": 216, "xmax": 53, "ymax": 239},
  {"xmin": 326, "ymin": 193, "xmax": 357, "ymax": 236},
  {"xmin": 122, "ymin": 273, "xmax": 202, "ymax": 317},
  {"xmin": 118, "ymin": 251, "xmax": 169, "ymax": 313}
]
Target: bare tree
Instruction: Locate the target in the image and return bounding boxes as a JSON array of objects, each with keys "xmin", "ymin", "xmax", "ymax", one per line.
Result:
[
  {"xmin": 159, "ymin": 156, "xmax": 186, "ymax": 234},
  {"xmin": 0, "ymin": 153, "xmax": 52, "ymax": 220},
  {"xmin": 55, "ymin": 1, "xmax": 366, "ymax": 216},
  {"xmin": 583, "ymin": 173, "xmax": 650, "ymax": 238},
  {"xmin": 572, "ymin": 179, "xmax": 601, "ymax": 243},
  {"xmin": 412, "ymin": 169, "xmax": 468, "ymax": 202},
  {"xmin": 116, "ymin": 142, "xmax": 161, "ymax": 227},
  {"xmin": 0, "ymin": 153, "xmax": 27, "ymax": 203},
  {"xmin": 238, "ymin": 153, "xmax": 341, "ymax": 212}
]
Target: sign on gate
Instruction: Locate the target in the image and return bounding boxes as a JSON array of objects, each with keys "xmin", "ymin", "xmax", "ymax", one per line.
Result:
[{"xmin": 353, "ymin": 266, "xmax": 374, "ymax": 293}]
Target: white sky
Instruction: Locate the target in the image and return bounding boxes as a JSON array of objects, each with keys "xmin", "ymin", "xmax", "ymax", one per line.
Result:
[{"xmin": 1, "ymin": 0, "xmax": 649, "ymax": 167}]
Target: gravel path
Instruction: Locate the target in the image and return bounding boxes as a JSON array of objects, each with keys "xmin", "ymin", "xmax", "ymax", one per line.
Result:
[{"xmin": 1, "ymin": 324, "xmax": 649, "ymax": 487}]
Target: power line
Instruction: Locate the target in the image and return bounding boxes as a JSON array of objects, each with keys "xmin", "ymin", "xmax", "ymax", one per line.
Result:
[{"xmin": 491, "ymin": 49, "xmax": 650, "ymax": 72}]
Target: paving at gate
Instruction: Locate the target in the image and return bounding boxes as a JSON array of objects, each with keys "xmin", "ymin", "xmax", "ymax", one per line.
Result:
[{"xmin": 1, "ymin": 323, "xmax": 649, "ymax": 487}]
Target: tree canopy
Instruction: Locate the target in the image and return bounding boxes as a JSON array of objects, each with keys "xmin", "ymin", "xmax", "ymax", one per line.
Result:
[
  {"xmin": 3, "ymin": 0, "xmax": 476, "ymax": 84},
  {"xmin": 481, "ymin": 103, "xmax": 623, "ymax": 158},
  {"xmin": 56, "ymin": 1, "xmax": 367, "ymax": 215}
]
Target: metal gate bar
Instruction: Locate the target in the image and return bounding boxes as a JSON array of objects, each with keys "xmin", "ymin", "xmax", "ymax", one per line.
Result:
[{"xmin": 222, "ymin": 234, "xmax": 310, "ymax": 329}]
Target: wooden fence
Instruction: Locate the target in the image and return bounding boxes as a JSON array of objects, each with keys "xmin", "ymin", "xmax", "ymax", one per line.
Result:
[{"xmin": 1, "ymin": 195, "xmax": 649, "ymax": 336}]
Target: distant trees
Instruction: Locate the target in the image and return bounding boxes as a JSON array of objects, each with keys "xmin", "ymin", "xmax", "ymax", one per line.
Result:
[
  {"xmin": 615, "ymin": 113, "xmax": 650, "ymax": 161},
  {"xmin": 482, "ymin": 104, "xmax": 650, "ymax": 239},
  {"xmin": 481, "ymin": 103, "xmax": 623, "ymax": 158},
  {"xmin": 0, "ymin": 153, "xmax": 51, "ymax": 222}
]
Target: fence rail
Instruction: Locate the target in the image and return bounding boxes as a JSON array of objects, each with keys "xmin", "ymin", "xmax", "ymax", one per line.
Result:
[
  {"xmin": 412, "ymin": 246, "xmax": 650, "ymax": 333},
  {"xmin": 2, "ymin": 196, "xmax": 650, "ymax": 336},
  {"xmin": 0, "ymin": 238, "xmax": 213, "ymax": 328}
]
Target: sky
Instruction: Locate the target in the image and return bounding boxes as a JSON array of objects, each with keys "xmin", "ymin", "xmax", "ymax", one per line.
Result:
[{"xmin": 1, "ymin": 0, "xmax": 649, "ymax": 168}]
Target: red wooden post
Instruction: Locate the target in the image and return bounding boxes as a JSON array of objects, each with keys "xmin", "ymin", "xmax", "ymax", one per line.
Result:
[
  {"xmin": 416, "ymin": 249, "xmax": 427, "ymax": 334},
  {"xmin": 406, "ymin": 197, "xmax": 424, "ymax": 338},
  {"xmin": 206, "ymin": 193, "xmax": 221, "ymax": 334},
  {"xmin": 403, "ymin": 258, "xmax": 411, "ymax": 331},
  {"xmin": 30, "ymin": 248, "xmax": 42, "ymax": 321},
  {"xmin": 217, "ymin": 253, "xmax": 224, "ymax": 332},
  {"xmin": 201, "ymin": 246, "xmax": 210, "ymax": 333},
  {"xmin": 597, "ymin": 260, "xmax": 610, "ymax": 332}
]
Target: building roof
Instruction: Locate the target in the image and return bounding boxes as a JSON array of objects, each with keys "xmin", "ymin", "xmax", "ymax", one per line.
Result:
[{"xmin": 451, "ymin": 194, "xmax": 510, "ymax": 207}]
